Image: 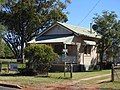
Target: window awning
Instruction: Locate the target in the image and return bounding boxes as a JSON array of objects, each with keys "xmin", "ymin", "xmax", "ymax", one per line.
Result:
[
  {"xmin": 84, "ymin": 40, "xmax": 96, "ymax": 45},
  {"xmin": 28, "ymin": 36, "xmax": 74, "ymax": 44}
]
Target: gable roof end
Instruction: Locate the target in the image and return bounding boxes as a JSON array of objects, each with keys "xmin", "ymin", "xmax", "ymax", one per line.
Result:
[{"xmin": 38, "ymin": 22, "xmax": 101, "ymax": 39}]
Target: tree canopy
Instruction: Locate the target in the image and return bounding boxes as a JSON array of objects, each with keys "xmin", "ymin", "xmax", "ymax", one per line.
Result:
[
  {"xmin": 93, "ymin": 11, "xmax": 120, "ymax": 69},
  {"xmin": 0, "ymin": 0, "xmax": 70, "ymax": 62}
]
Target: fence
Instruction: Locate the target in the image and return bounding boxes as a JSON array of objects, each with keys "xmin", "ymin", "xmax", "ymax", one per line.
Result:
[
  {"xmin": 53, "ymin": 55, "xmax": 77, "ymax": 64},
  {"xmin": 0, "ymin": 62, "xmax": 26, "ymax": 74},
  {"xmin": 111, "ymin": 64, "xmax": 120, "ymax": 82},
  {"xmin": 49, "ymin": 62, "xmax": 73, "ymax": 78}
]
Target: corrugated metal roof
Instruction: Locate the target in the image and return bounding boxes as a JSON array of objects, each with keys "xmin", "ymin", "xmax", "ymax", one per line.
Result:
[
  {"xmin": 28, "ymin": 36, "xmax": 74, "ymax": 44},
  {"xmin": 57, "ymin": 22, "xmax": 101, "ymax": 38}
]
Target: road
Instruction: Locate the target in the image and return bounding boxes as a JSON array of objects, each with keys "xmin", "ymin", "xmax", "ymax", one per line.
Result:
[{"xmin": 0, "ymin": 86, "xmax": 17, "ymax": 90}]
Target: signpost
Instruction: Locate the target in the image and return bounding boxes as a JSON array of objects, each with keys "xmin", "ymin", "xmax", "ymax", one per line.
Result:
[
  {"xmin": 63, "ymin": 49, "xmax": 68, "ymax": 53},
  {"xmin": 64, "ymin": 62, "xmax": 66, "ymax": 77},
  {"xmin": 63, "ymin": 44, "xmax": 68, "ymax": 77},
  {"xmin": 63, "ymin": 44, "xmax": 73, "ymax": 78},
  {"xmin": 70, "ymin": 63, "xmax": 73, "ymax": 78}
]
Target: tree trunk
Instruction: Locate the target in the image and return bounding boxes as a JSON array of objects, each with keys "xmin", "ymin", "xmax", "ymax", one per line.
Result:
[
  {"xmin": 100, "ymin": 42, "xmax": 104, "ymax": 70},
  {"xmin": 100, "ymin": 51, "xmax": 104, "ymax": 70},
  {"xmin": 17, "ymin": 32, "xmax": 25, "ymax": 63}
]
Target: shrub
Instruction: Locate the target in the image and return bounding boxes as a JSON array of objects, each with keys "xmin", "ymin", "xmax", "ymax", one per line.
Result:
[
  {"xmin": 18, "ymin": 68, "xmax": 37, "ymax": 76},
  {"xmin": 24, "ymin": 44, "xmax": 58, "ymax": 75}
]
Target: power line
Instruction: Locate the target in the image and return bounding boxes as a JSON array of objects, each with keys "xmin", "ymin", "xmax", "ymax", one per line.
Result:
[{"xmin": 79, "ymin": 0, "xmax": 101, "ymax": 25}]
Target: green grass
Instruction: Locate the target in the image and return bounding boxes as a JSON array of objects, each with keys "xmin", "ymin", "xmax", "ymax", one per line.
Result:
[
  {"xmin": 0, "ymin": 70, "xmax": 111, "ymax": 87},
  {"xmin": 69, "ymin": 70, "xmax": 120, "ymax": 90},
  {"xmin": 0, "ymin": 59, "xmax": 114, "ymax": 89},
  {"xmin": 72, "ymin": 70, "xmax": 110, "ymax": 80},
  {"xmin": 50, "ymin": 70, "xmax": 110, "ymax": 80},
  {"xmin": 0, "ymin": 61, "xmax": 112, "ymax": 88},
  {"xmin": 100, "ymin": 80, "xmax": 120, "ymax": 90},
  {"xmin": 0, "ymin": 59, "xmax": 17, "ymax": 63},
  {"xmin": 0, "ymin": 69, "xmax": 117, "ymax": 90},
  {"xmin": 76, "ymin": 75, "xmax": 110, "ymax": 85},
  {"xmin": 0, "ymin": 76, "xmax": 64, "ymax": 86}
]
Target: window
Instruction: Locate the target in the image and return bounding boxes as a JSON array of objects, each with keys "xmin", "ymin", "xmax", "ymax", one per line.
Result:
[
  {"xmin": 84, "ymin": 45, "xmax": 92, "ymax": 55},
  {"xmin": 53, "ymin": 44, "xmax": 63, "ymax": 55}
]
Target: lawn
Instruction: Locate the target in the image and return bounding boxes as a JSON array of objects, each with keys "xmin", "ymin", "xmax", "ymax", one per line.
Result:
[
  {"xmin": 99, "ymin": 67, "xmax": 120, "ymax": 90},
  {"xmin": 100, "ymin": 81, "xmax": 120, "ymax": 90},
  {"xmin": 72, "ymin": 70, "xmax": 120, "ymax": 90},
  {"xmin": 0, "ymin": 70, "xmax": 111, "ymax": 87},
  {"xmin": 77, "ymin": 75, "xmax": 120, "ymax": 90},
  {"xmin": 50, "ymin": 70, "xmax": 110, "ymax": 80},
  {"xmin": 0, "ymin": 61, "xmax": 115, "ymax": 89}
]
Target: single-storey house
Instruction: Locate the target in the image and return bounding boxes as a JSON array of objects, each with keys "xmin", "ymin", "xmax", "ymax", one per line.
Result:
[{"xmin": 28, "ymin": 22, "xmax": 101, "ymax": 71}]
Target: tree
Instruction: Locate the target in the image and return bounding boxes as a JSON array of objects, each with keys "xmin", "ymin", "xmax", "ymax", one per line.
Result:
[
  {"xmin": 0, "ymin": 39, "xmax": 4, "ymax": 58},
  {"xmin": 4, "ymin": 44, "xmax": 14, "ymax": 58},
  {"xmin": 93, "ymin": 11, "xmax": 120, "ymax": 70},
  {"xmin": 24, "ymin": 44, "xmax": 58, "ymax": 75},
  {"xmin": 0, "ymin": 37, "xmax": 14, "ymax": 59},
  {"xmin": 0, "ymin": 24, "xmax": 5, "ymax": 58},
  {"xmin": 0, "ymin": 0, "xmax": 70, "ymax": 62},
  {"xmin": 0, "ymin": 24, "xmax": 14, "ymax": 58}
]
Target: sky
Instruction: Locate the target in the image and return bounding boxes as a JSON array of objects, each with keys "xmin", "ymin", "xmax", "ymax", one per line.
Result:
[{"xmin": 66, "ymin": 0, "xmax": 120, "ymax": 28}]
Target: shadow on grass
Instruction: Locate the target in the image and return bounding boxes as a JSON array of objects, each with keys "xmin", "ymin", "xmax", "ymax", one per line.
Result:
[
  {"xmin": 0, "ymin": 73, "xmax": 23, "ymax": 77},
  {"xmin": 97, "ymin": 80, "xmax": 112, "ymax": 84},
  {"xmin": 35, "ymin": 74, "xmax": 71, "ymax": 79},
  {"xmin": 0, "ymin": 73, "xmax": 71, "ymax": 80},
  {"xmin": 98, "ymin": 80, "xmax": 120, "ymax": 84}
]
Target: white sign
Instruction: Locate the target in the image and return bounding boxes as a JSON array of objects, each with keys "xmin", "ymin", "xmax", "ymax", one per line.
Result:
[
  {"xmin": 63, "ymin": 49, "xmax": 68, "ymax": 53},
  {"xmin": 9, "ymin": 63, "xmax": 18, "ymax": 71}
]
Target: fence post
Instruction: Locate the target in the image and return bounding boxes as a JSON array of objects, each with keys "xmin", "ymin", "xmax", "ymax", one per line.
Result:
[
  {"xmin": 7, "ymin": 63, "xmax": 9, "ymax": 73},
  {"xmin": 70, "ymin": 63, "xmax": 73, "ymax": 78},
  {"xmin": 0, "ymin": 62, "xmax": 2, "ymax": 73},
  {"xmin": 64, "ymin": 62, "xmax": 66, "ymax": 77},
  {"xmin": 111, "ymin": 64, "xmax": 114, "ymax": 82}
]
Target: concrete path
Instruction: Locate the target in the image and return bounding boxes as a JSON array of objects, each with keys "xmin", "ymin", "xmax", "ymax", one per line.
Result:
[
  {"xmin": 66, "ymin": 73, "xmax": 111, "ymax": 85},
  {"xmin": 80, "ymin": 74, "xmax": 110, "ymax": 81}
]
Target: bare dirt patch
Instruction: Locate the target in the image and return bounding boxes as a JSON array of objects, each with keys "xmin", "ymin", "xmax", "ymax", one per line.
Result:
[{"xmin": 22, "ymin": 83, "xmax": 100, "ymax": 90}]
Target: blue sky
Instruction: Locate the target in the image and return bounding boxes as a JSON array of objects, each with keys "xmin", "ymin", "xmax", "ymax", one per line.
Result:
[{"xmin": 66, "ymin": 0, "xmax": 120, "ymax": 28}]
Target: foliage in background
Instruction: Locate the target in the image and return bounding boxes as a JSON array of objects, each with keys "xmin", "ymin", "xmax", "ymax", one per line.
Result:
[
  {"xmin": 0, "ymin": 0, "xmax": 70, "ymax": 62},
  {"xmin": 0, "ymin": 43, "xmax": 14, "ymax": 59},
  {"xmin": 24, "ymin": 44, "xmax": 58, "ymax": 75},
  {"xmin": 0, "ymin": 41, "xmax": 14, "ymax": 58},
  {"xmin": 0, "ymin": 24, "xmax": 5, "ymax": 57},
  {"xmin": 0, "ymin": 39, "xmax": 4, "ymax": 57},
  {"xmin": 93, "ymin": 11, "xmax": 120, "ymax": 69},
  {"xmin": 0, "ymin": 24, "xmax": 14, "ymax": 58},
  {"xmin": 4, "ymin": 44, "xmax": 14, "ymax": 58}
]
